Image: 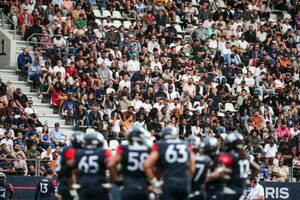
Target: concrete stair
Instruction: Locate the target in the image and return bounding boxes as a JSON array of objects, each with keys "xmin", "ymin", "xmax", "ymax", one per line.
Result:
[{"xmin": 0, "ymin": 69, "xmax": 74, "ymax": 136}]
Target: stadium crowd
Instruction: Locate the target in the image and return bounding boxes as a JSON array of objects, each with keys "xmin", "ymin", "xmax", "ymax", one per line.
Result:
[{"xmin": 0, "ymin": 0, "xmax": 299, "ymax": 183}]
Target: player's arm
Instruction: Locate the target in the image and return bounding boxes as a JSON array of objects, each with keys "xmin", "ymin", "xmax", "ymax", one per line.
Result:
[
  {"xmin": 104, "ymin": 149, "xmax": 117, "ymax": 182},
  {"xmin": 188, "ymin": 150, "xmax": 196, "ymax": 179},
  {"xmin": 206, "ymin": 154, "xmax": 233, "ymax": 183},
  {"xmin": 107, "ymin": 146, "xmax": 122, "ymax": 181},
  {"xmin": 144, "ymin": 144, "xmax": 160, "ymax": 181}
]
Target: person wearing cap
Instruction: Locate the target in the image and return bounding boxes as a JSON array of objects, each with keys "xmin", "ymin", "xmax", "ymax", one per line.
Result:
[{"xmin": 50, "ymin": 123, "xmax": 65, "ymax": 147}]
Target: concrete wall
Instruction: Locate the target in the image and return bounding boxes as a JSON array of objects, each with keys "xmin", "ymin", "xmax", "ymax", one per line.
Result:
[{"xmin": 0, "ymin": 28, "xmax": 16, "ymax": 68}]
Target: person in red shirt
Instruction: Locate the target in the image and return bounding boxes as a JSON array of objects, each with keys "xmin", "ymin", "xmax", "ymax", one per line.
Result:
[
  {"xmin": 65, "ymin": 62, "xmax": 78, "ymax": 78},
  {"xmin": 17, "ymin": 7, "xmax": 34, "ymax": 39}
]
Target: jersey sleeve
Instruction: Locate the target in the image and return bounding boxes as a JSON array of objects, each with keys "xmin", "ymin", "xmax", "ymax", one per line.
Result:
[
  {"xmin": 152, "ymin": 143, "xmax": 159, "ymax": 151},
  {"xmin": 104, "ymin": 149, "xmax": 112, "ymax": 158},
  {"xmin": 116, "ymin": 146, "xmax": 123, "ymax": 156},
  {"xmin": 64, "ymin": 148, "xmax": 76, "ymax": 160},
  {"xmin": 218, "ymin": 153, "xmax": 234, "ymax": 167}
]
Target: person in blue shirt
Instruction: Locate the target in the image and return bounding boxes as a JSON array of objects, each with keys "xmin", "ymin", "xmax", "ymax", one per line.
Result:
[{"xmin": 17, "ymin": 48, "xmax": 33, "ymax": 80}]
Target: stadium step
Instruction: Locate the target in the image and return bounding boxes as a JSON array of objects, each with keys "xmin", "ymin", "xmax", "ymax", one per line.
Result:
[{"xmin": 0, "ymin": 68, "xmax": 75, "ymax": 135}]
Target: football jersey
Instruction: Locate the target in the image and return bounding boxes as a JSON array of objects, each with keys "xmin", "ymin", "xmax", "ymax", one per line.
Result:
[
  {"xmin": 219, "ymin": 150, "xmax": 250, "ymax": 194},
  {"xmin": 75, "ymin": 148, "xmax": 111, "ymax": 186},
  {"xmin": 117, "ymin": 144, "xmax": 150, "ymax": 188},
  {"xmin": 191, "ymin": 154, "xmax": 211, "ymax": 191},
  {"xmin": 56, "ymin": 147, "xmax": 75, "ymax": 185},
  {"xmin": 205, "ymin": 154, "xmax": 225, "ymax": 192},
  {"xmin": 35, "ymin": 177, "xmax": 57, "ymax": 200},
  {"xmin": 153, "ymin": 139, "xmax": 191, "ymax": 181},
  {"xmin": 0, "ymin": 183, "xmax": 13, "ymax": 200}
]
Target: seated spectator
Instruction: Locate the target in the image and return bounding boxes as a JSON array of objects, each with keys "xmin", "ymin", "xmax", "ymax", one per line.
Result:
[
  {"xmin": 40, "ymin": 125, "xmax": 55, "ymax": 149},
  {"xmin": 50, "ymin": 123, "xmax": 65, "ymax": 147},
  {"xmin": 17, "ymin": 48, "xmax": 32, "ymax": 80},
  {"xmin": 26, "ymin": 143, "xmax": 40, "ymax": 176},
  {"xmin": 61, "ymin": 94, "xmax": 77, "ymax": 125},
  {"xmin": 0, "ymin": 155, "xmax": 15, "ymax": 175},
  {"xmin": 14, "ymin": 153, "xmax": 28, "ymax": 176},
  {"xmin": 17, "ymin": 6, "xmax": 34, "ymax": 39},
  {"xmin": 13, "ymin": 132, "xmax": 26, "ymax": 151},
  {"xmin": 13, "ymin": 88, "xmax": 28, "ymax": 111},
  {"xmin": 0, "ymin": 133, "xmax": 13, "ymax": 153},
  {"xmin": 272, "ymin": 157, "xmax": 290, "ymax": 182},
  {"xmin": 74, "ymin": 104, "xmax": 88, "ymax": 129}
]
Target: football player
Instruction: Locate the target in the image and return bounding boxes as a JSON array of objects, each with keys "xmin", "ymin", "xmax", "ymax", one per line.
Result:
[
  {"xmin": 144, "ymin": 125, "xmax": 195, "ymax": 200},
  {"xmin": 56, "ymin": 131, "xmax": 84, "ymax": 200},
  {"xmin": 202, "ymin": 136, "xmax": 229, "ymax": 200},
  {"xmin": 187, "ymin": 136, "xmax": 210, "ymax": 200},
  {"xmin": 108, "ymin": 127, "xmax": 152, "ymax": 200},
  {"xmin": 0, "ymin": 173, "xmax": 14, "ymax": 200},
  {"xmin": 75, "ymin": 132, "xmax": 114, "ymax": 200},
  {"xmin": 222, "ymin": 132, "xmax": 259, "ymax": 200},
  {"xmin": 35, "ymin": 168, "xmax": 58, "ymax": 200}
]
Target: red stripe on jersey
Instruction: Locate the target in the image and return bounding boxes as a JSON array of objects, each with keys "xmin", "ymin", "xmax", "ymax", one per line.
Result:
[
  {"xmin": 218, "ymin": 153, "xmax": 234, "ymax": 167},
  {"xmin": 152, "ymin": 143, "xmax": 159, "ymax": 151},
  {"xmin": 116, "ymin": 146, "xmax": 123, "ymax": 155},
  {"xmin": 52, "ymin": 180, "xmax": 57, "ymax": 187},
  {"xmin": 65, "ymin": 148, "xmax": 76, "ymax": 160},
  {"xmin": 105, "ymin": 149, "xmax": 112, "ymax": 158}
]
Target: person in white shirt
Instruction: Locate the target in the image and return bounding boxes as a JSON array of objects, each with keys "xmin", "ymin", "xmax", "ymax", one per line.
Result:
[
  {"xmin": 118, "ymin": 75, "xmax": 131, "ymax": 92},
  {"xmin": 147, "ymin": 35, "xmax": 161, "ymax": 54},
  {"xmin": 280, "ymin": 18, "xmax": 293, "ymax": 34},
  {"xmin": 221, "ymin": 42, "xmax": 232, "ymax": 65},
  {"xmin": 264, "ymin": 140, "xmax": 277, "ymax": 158},
  {"xmin": 53, "ymin": 60, "xmax": 66, "ymax": 79},
  {"xmin": 127, "ymin": 55, "xmax": 140, "ymax": 73},
  {"xmin": 247, "ymin": 178, "xmax": 264, "ymax": 200},
  {"xmin": 131, "ymin": 93, "xmax": 143, "ymax": 111}
]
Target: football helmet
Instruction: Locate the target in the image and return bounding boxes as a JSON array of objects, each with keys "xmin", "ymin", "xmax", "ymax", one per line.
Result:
[
  {"xmin": 201, "ymin": 136, "xmax": 218, "ymax": 155},
  {"xmin": 161, "ymin": 125, "xmax": 178, "ymax": 139},
  {"xmin": 128, "ymin": 126, "xmax": 153, "ymax": 147},
  {"xmin": 0, "ymin": 173, "xmax": 6, "ymax": 183},
  {"xmin": 70, "ymin": 131, "xmax": 85, "ymax": 149},
  {"xmin": 225, "ymin": 132, "xmax": 244, "ymax": 151},
  {"xmin": 187, "ymin": 135, "xmax": 201, "ymax": 149},
  {"xmin": 84, "ymin": 132, "xmax": 105, "ymax": 149}
]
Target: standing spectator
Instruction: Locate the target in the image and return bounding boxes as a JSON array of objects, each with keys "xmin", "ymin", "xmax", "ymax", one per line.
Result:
[{"xmin": 247, "ymin": 177, "xmax": 264, "ymax": 200}]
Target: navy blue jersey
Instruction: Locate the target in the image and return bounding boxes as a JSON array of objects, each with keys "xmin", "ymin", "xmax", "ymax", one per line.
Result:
[
  {"xmin": 153, "ymin": 139, "xmax": 191, "ymax": 181},
  {"xmin": 205, "ymin": 154, "xmax": 225, "ymax": 192},
  {"xmin": 118, "ymin": 144, "xmax": 150, "ymax": 188},
  {"xmin": 220, "ymin": 151, "xmax": 250, "ymax": 194},
  {"xmin": 75, "ymin": 148, "xmax": 111, "ymax": 186},
  {"xmin": 56, "ymin": 147, "xmax": 75, "ymax": 185},
  {"xmin": 35, "ymin": 177, "xmax": 57, "ymax": 200},
  {"xmin": 0, "ymin": 183, "xmax": 13, "ymax": 200},
  {"xmin": 191, "ymin": 154, "xmax": 211, "ymax": 191}
]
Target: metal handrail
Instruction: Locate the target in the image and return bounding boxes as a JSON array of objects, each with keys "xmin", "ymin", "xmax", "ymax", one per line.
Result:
[
  {"xmin": 3, "ymin": 158, "xmax": 42, "ymax": 176},
  {"xmin": 26, "ymin": 33, "xmax": 69, "ymax": 49},
  {"xmin": 0, "ymin": 10, "xmax": 17, "ymax": 39}
]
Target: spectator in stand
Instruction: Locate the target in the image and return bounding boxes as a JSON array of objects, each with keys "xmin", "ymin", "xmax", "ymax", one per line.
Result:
[{"xmin": 50, "ymin": 123, "xmax": 65, "ymax": 147}]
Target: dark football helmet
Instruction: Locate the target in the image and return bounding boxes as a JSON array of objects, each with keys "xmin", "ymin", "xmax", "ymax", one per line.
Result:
[
  {"xmin": 187, "ymin": 135, "xmax": 201, "ymax": 150},
  {"xmin": 201, "ymin": 136, "xmax": 218, "ymax": 155},
  {"xmin": 225, "ymin": 132, "xmax": 244, "ymax": 151},
  {"xmin": 161, "ymin": 125, "xmax": 178, "ymax": 139},
  {"xmin": 84, "ymin": 132, "xmax": 105, "ymax": 149}
]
